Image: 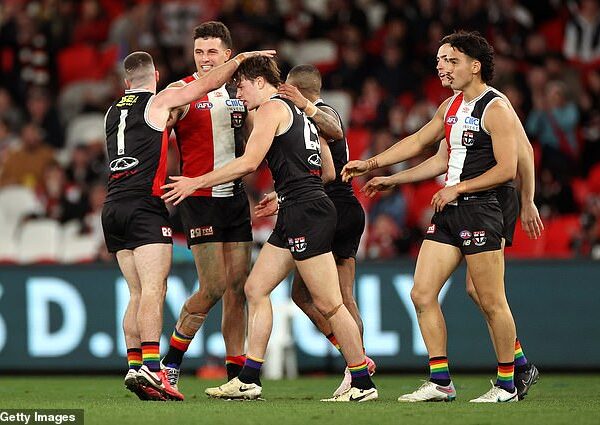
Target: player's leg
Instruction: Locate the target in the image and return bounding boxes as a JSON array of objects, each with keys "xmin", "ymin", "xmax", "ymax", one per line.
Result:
[
  {"xmin": 398, "ymin": 240, "xmax": 461, "ymax": 402},
  {"xmin": 132, "ymin": 243, "xmax": 183, "ymax": 401},
  {"xmin": 116, "ymin": 249, "xmax": 164, "ymax": 401},
  {"xmin": 297, "ymin": 253, "xmax": 377, "ymax": 402},
  {"xmin": 205, "ymin": 242, "xmax": 294, "ymax": 400},
  {"xmin": 162, "ymin": 242, "xmax": 226, "ymax": 372},
  {"xmin": 221, "ymin": 241, "xmax": 252, "ymax": 379},
  {"xmin": 466, "ymin": 249, "xmax": 518, "ymax": 403},
  {"xmin": 290, "ymin": 272, "xmax": 332, "ymax": 342}
]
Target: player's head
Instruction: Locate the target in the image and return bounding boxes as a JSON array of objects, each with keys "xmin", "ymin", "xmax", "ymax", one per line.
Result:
[
  {"xmin": 441, "ymin": 31, "xmax": 494, "ymax": 90},
  {"xmin": 123, "ymin": 51, "xmax": 157, "ymax": 89},
  {"xmin": 234, "ymin": 56, "xmax": 282, "ymax": 110},
  {"xmin": 286, "ymin": 64, "xmax": 322, "ymax": 100},
  {"xmin": 436, "ymin": 43, "xmax": 454, "ymax": 88},
  {"xmin": 193, "ymin": 21, "xmax": 233, "ymax": 75}
]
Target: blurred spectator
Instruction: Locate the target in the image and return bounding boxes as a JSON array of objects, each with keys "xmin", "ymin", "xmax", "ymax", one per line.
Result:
[
  {"xmin": 536, "ymin": 168, "xmax": 578, "ymax": 218},
  {"xmin": 326, "ymin": 41, "xmax": 369, "ymax": 94},
  {"xmin": 372, "ymin": 43, "xmax": 416, "ymax": 97},
  {"xmin": 72, "ymin": 0, "xmax": 110, "ymax": 45},
  {"xmin": 36, "ymin": 161, "xmax": 87, "ymax": 223},
  {"xmin": 25, "ymin": 87, "xmax": 64, "ymax": 148},
  {"xmin": 527, "ymin": 80, "xmax": 580, "ymax": 175},
  {"xmin": 0, "ymin": 117, "xmax": 18, "ymax": 165},
  {"xmin": 65, "ymin": 144, "xmax": 102, "ymax": 189},
  {"xmin": 0, "ymin": 88, "xmax": 24, "ymax": 130},
  {"xmin": 571, "ymin": 196, "xmax": 600, "ymax": 259},
  {"xmin": 0, "ymin": 122, "xmax": 54, "ymax": 188},
  {"xmin": 350, "ymin": 78, "xmax": 385, "ymax": 127},
  {"xmin": 283, "ymin": 0, "xmax": 321, "ymax": 41},
  {"xmin": 321, "ymin": 0, "xmax": 368, "ymax": 41},
  {"xmin": 564, "ymin": 0, "xmax": 600, "ymax": 64}
]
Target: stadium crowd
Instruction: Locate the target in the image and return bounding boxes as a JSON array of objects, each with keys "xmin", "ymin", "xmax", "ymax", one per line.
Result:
[{"xmin": 0, "ymin": 0, "xmax": 599, "ymax": 262}]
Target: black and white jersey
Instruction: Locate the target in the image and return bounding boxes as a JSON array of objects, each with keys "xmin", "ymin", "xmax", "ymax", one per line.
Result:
[
  {"xmin": 265, "ymin": 95, "xmax": 325, "ymax": 205},
  {"xmin": 443, "ymin": 88, "xmax": 505, "ymax": 202},
  {"xmin": 314, "ymin": 99, "xmax": 355, "ymax": 201},
  {"xmin": 104, "ymin": 89, "xmax": 168, "ymax": 202}
]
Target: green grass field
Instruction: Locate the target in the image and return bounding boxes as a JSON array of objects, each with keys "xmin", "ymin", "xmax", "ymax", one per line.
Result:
[{"xmin": 4, "ymin": 374, "xmax": 599, "ymax": 425}]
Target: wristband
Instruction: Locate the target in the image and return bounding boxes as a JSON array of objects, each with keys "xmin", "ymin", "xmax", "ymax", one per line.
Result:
[
  {"xmin": 304, "ymin": 101, "xmax": 317, "ymax": 118},
  {"xmin": 366, "ymin": 158, "xmax": 379, "ymax": 171},
  {"xmin": 232, "ymin": 56, "xmax": 241, "ymax": 67}
]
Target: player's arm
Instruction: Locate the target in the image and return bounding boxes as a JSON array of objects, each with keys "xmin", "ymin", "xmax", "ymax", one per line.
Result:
[
  {"xmin": 154, "ymin": 50, "xmax": 276, "ymax": 112},
  {"xmin": 431, "ymin": 100, "xmax": 517, "ymax": 211},
  {"xmin": 341, "ymin": 98, "xmax": 450, "ymax": 181},
  {"xmin": 362, "ymin": 141, "xmax": 448, "ymax": 197},
  {"xmin": 277, "ymin": 83, "xmax": 343, "ymax": 140},
  {"xmin": 320, "ymin": 136, "xmax": 335, "ymax": 183},
  {"xmin": 161, "ymin": 100, "xmax": 286, "ymax": 205},
  {"xmin": 165, "ymin": 81, "xmax": 187, "ymax": 128}
]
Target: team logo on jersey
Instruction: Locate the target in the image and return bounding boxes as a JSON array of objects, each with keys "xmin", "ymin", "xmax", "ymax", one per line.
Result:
[
  {"xmin": 307, "ymin": 153, "xmax": 321, "ymax": 167},
  {"xmin": 225, "ymin": 99, "xmax": 246, "ymax": 111},
  {"xmin": 462, "ymin": 131, "xmax": 474, "ymax": 147},
  {"xmin": 426, "ymin": 224, "xmax": 436, "ymax": 234},
  {"xmin": 117, "ymin": 95, "xmax": 139, "ymax": 107},
  {"xmin": 473, "ymin": 230, "xmax": 487, "ymax": 246},
  {"xmin": 464, "ymin": 116, "xmax": 480, "ymax": 131},
  {"xmin": 460, "ymin": 230, "xmax": 472, "ymax": 239},
  {"xmin": 162, "ymin": 226, "xmax": 173, "ymax": 237},
  {"xmin": 446, "ymin": 115, "xmax": 458, "ymax": 125},
  {"xmin": 230, "ymin": 111, "xmax": 245, "ymax": 128},
  {"xmin": 110, "ymin": 156, "xmax": 139, "ymax": 171},
  {"xmin": 195, "ymin": 101, "xmax": 213, "ymax": 109}
]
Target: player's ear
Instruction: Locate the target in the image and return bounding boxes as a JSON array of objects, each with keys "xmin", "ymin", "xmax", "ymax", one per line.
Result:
[
  {"xmin": 155, "ymin": 70, "xmax": 160, "ymax": 83},
  {"xmin": 256, "ymin": 76, "xmax": 265, "ymax": 89},
  {"xmin": 124, "ymin": 78, "xmax": 131, "ymax": 89},
  {"xmin": 224, "ymin": 48, "xmax": 232, "ymax": 60},
  {"xmin": 472, "ymin": 60, "xmax": 481, "ymax": 77}
]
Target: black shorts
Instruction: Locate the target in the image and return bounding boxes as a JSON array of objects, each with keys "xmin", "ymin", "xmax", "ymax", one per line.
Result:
[
  {"xmin": 424, "ymin": 201, "xmax": 503, "ymax": 255},
  {"xmin": 331, "ymin": 198, "xmax": 365, "ymax": 259},
  {"xmin": 102, "ymin": 196, "xmax": 173, "ymax": 253},
  {"xmin": 179, "ymin": 192, "xmax": 252, "ymax": 247},
  {"xmin": 497, "ymin": 185, "xmax": 519, "ymax": 247},
  {"xmin": 268, "ymin": 196, "xmax": 337, "ymax": 260}
]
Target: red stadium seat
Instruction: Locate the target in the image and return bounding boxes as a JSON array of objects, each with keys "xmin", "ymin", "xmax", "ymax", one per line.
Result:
[
  {"xmin": 543, "ymin": 214, "xmax": 580, "ymax": 258},
  {"xmin": 57, "ymin": 44, "xmax": 117, "ymax": 87},
  {"xmin": 406, "ymin": 180, "xmax": 443, "ymax": 227},
  {"xmin": 572, "ymin": 178, "xmax": 590, "ymax": 208},
  {"xmin": 506, "ymin": 220, "xmax": 545, "ymax": 258},
  {"xmin": 346, "ymin": 127, "xmax": 371, "ymax": 160},
  {"xmin": 588, "ymin": 163, "xmax": 600, "ymax": 194}
]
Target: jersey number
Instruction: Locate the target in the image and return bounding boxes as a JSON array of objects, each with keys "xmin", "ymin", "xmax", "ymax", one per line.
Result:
[
  {"xmin": 117, "ymin": 109, "xmax": 128, "ymax": 155},
  {"xmin": 303, "ymin": 117, "xmax": 320, "ymax": 152}
]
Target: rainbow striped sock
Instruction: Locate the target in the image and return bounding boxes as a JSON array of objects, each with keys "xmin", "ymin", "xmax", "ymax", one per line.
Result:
[
  {"xmin": 238, "ymin": 355, "xmax": 264, "ymax": 385},
  {"xmin": 141, "ymin": 341, "xmax": 160, "ymax": 372},
  {"xmin": 170, "ymin": 329, "xmax": 193, "ymax": 352},
  {"xmin": 326, "ymin": 333, "xmax": 342, "ymax": 352},
  {"xmin": 496, "ymin": 362, "xmax": 515, "ymax": 392},
  {"xmin": 348, "ymin": 359, "xmax": 374, "ymax": 390},
  {"xmin": 429, "ymin": 356, "xmax": 451, "ymax": 385},
  {"xmin": 514, "ymin": 338, "xmax": 528, "ymax": 369},
  {"xmin": 226, "ymin": 355, "xmax": 246, "ymax": 380},
  {"xmin": 127, "ymin": 348, "xmax": 142, "ymax": 371}
]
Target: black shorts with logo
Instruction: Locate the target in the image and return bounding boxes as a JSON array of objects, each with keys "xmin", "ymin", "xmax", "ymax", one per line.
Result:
[
  {"xmin": 497, "ymin": 185, "xmax": 519, "ymax": 247},
  {"xmin": 102, "ymin": 196, "xmax": 173, "ymax": 253},
  {"xmin": 179, "ymin": 192, "xmax": 252, "ymax": 247},
  {"xmin": 424, "ymin": 199, "xmax": 504, "ymax": 255},
  {"xmin": 268, "ymin": 195, "xmax": 337, "ymax": 260},
  {"xmin": 331, "ymin": 197, "xmax": 365, "ymax": 259}
]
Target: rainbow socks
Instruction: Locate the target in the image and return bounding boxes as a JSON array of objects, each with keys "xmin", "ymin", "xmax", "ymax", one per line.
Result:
[
  {"xmin": 127, "ymin": 348, "xmax": 142, "ymax": 371},
  {"xmin": 141, "ymin": 341, "xmax": 160, "ymax": 372},
  {"xmin": 349, "ymin": 359, "xmax": 375, "ymax": 390},
  {"xmin": 163, "ymin": 329, "xmax": 194, "ymax": 368},
  {"xmin": 238, "ymin": 355, "xmax": 264, "ymax": 386},
  {"xmin": 514, "ymin": 338, "xmax": 529, "ymax": 371},
  {"xmin": 496, "ymin": 362, "xmax": 515, "ymax": 392},
  {"xmin": 429, "ymin": 356, "xmax": 451, "ymax": 386},
  {"xmin": 226, "ymin": 355, "xmax": 246, "ymax": 380}
]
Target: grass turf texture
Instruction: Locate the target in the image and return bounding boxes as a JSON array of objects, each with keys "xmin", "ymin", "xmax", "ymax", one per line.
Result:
[{"xmin": 3, "ymin": 374, "xmax": 599, "ymax": 425}]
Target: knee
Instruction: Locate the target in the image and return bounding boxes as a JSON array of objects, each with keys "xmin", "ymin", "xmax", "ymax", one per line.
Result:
[
  {"xmin": 200, "ymin": 282, "xmax": 226, "ymax": 305},
  {"xmin": 477, "ymin": 296, "xmax": 506, "ymax": 318},
  {"xmin": 291, "ymin": 284, "xmax": 309, "ymax": 310},
  {"xmin": 244, "ymin": 280, "xmax": 266, "ymax": 304},
  {"xmin": 410, "ymin": 285, "xmax": 437, "ymax": 309},
  {"xmin": 465, "ymin": 285, "xmax": 480, "ymax": 304}
]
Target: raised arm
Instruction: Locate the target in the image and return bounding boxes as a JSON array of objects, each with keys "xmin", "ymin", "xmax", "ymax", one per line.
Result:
[
  {"xmin": 161, "ymin": 100, "xmax": 286, "ymax": 205},
  {"xmin": 277, "ymin": 83, "xmax": 343, "ymax": 140},
  {"xmin": 341, "ymin": 98, "xmax": 450, "ymax": 181}
]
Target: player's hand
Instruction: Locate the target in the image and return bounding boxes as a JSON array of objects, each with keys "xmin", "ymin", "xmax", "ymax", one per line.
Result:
[
  {"xmin": 277, "ymin": 83, "xmax": 308, "ymax": 110},
  {"xmin": 341, "ymin": 160, "xmax": 369, "ymax": 182},
  {"xmin": 520, "ymin": 200, "xmax": 544, "ymax": 239},
  {"xmin": 361, "ymin": 176, "xmax": 397, "ymax": 197},
  {"xmin": 234, "ymin": 50, "xmax": 277, "ymax": 63},
  {"xmin": 431, "ymin": 185, "xmax": 459, "ymax": 212},
  {"xmin": 161, "ymin": 176, "xmax": 202, "ymax": 205},
  {"xmin": 255, "ymin": 191, "xmax": 278, "ymax": 217}
]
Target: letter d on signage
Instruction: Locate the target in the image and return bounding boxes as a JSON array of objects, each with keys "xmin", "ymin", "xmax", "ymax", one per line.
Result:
[{"xmin": 27, "ymin": 278, "xmax": 86, "ymax": 356}]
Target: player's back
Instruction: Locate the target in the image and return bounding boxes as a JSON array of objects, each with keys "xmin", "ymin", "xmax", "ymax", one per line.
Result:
[{"xmin": 104, "ymin": 89, "xmax": 168, "ymax": 202}]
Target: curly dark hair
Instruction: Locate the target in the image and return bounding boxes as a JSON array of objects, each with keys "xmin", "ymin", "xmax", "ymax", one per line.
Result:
[
  {"xmin": 441, "ymin": 31, "xmax": 495, "ymax": 84},
  {"xmin": 193, "ymin": 21, "xmax": 232, "ymax": 49},
  {"xmin": 233, "ymin": 56, "xmax": 282, "ymax": 88}
]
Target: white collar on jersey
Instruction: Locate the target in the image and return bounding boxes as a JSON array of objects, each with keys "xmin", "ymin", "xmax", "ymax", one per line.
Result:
[{"xmin": 124, "ymin": 88, "xmax": 153, "ymax": 94}]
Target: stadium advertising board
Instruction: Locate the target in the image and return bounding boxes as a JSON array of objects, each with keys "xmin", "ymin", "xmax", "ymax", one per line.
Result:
[{"xmin": 0, "ymin": 261, "xmax": 598, "ymax": 371}]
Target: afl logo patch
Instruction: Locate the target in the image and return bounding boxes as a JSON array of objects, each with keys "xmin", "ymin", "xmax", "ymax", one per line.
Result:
[
  {"xmin": 110, "ymin": 156, "xmax": 139, "ymax": 171},
  {"xmin": 460, "ymin": 230, "xmax": 472, "ymax": 239},
  {"xmin": 446, "ymin": 115, "xmax": 458, "ymax": 125},
  {"xmin": 196, "ymin": 101, "xmax": 213, "ymax": 109}
]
